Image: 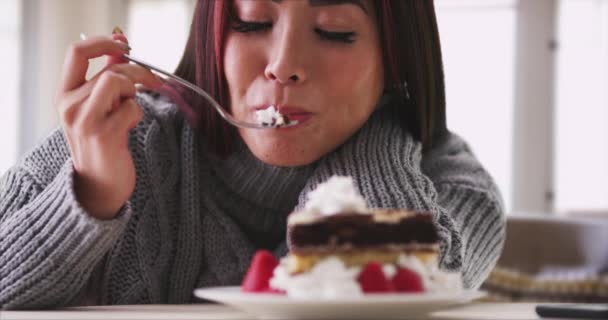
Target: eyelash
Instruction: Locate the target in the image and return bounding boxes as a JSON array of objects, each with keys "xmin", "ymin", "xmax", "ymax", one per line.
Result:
[{"xmin": 231, "ymin": 19, "xmax": 356, "ymax": 44}]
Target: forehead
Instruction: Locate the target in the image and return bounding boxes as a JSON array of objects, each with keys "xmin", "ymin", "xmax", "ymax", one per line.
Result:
[{"xmin": 269, "ymin": 0, "xmax": 371, "ymax": 15}]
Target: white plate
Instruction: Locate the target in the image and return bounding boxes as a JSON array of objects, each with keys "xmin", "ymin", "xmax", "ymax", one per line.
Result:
[{"xmin": 194, "ymin": 286, "xmax": 485, "ymax": 320}]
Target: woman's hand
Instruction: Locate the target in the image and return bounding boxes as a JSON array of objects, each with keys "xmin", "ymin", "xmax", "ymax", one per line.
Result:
[{"xmin": 56, "ymin": 32, "xmax": 162, "ymax": 220}]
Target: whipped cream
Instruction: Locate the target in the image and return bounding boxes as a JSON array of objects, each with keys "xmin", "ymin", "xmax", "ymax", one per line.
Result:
[
  {"xmin": 270, "ymin": 257, "xmax": 363, "ymax": 299},
  {"xmin": 255, "ymin": 105, "xmax": 287, "ymax": 127},
  {"xmin": 397, "ymin": 255, "xmax": 463, "ymax": 292},
  {"xmin": 270, "ymin": 254, "xmax": 462, "ymax": 298},
  {"xmin": 289, "ymin": 176, "xmax": 369, "ymax": 225}
]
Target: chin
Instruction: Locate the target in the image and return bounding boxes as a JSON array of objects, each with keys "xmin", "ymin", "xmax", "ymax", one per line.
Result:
[
  {"xmin": 239, "ymin": 130, "xmax": 335, "ymax": 167},
  {"xmin": 250, "ymin": 146, "xmax": 321, "ymax": 167},
  {"xmin": 242, "ymin": 136, "xmax": 324, "ymax": 167}
]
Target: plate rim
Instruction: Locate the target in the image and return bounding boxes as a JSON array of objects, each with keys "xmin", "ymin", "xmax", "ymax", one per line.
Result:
[{"xmin": 194, "ymin": 286, "xmax": 486, "ymax": 305}]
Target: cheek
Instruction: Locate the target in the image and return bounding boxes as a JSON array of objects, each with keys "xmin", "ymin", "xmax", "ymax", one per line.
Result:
[
  {"xmin": 223, "ymin": 37, "xmax": 261, "ymax": 104},
  {"xmin": 321, "ymin": 42, "xmax": 382, "ymax": 89},
  {"xmin": 223, "ymin": 38, "xmax": 239, "ymax": 88},
  {"xmin": 319, "ymin": 49, "xmax": 384, "ymax": 114}
]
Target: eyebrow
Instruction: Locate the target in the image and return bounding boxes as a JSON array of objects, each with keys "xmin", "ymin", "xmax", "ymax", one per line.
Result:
[{"xmin": 271, "ymin": 0, "xmax": 369, "ymax": 15}]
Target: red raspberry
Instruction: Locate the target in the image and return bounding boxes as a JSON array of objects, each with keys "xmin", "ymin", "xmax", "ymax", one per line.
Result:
[
  {"xmin": 357, "ymin": 262, "xmax": 394, "ymax": 293},
  {"xmin": 241, "ymin": 250, "xmax": 279, "ymax": 293},
  {"xmin": 392, "ymin": 267, "xmax": 424, "ymax": 293}
]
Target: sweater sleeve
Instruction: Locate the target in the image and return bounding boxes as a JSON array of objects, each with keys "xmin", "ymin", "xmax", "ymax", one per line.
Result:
[
  {"xmin": 0, "ymin": 130, "xmax": 132, "ymax": 310},
  {"xmin": 421, "ymin": 133, "xmax": 506, "ymax": 289}
]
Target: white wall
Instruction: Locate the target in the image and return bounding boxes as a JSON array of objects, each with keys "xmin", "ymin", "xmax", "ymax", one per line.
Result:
[
  {"xmin": 126, "ymin": 0, "xmax": 194, "ymax": 72},
  {"xmin": 436, "ymin": 0, "xmax": 517, "ymax": 213},
  {"xmin": 0, "ymin": 0, "xmax": 21, "ymax": 175}
]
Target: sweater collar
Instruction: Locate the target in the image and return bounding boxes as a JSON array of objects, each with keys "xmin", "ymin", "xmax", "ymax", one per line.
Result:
[{"xmin": 206, "ymin": 137, "xmax": 315, "ymax": 214}]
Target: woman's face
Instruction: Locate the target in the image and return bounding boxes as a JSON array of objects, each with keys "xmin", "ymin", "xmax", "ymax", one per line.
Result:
[{"xmin": 224, "ymin": 0, "xmax": 384, "ymax": 166}]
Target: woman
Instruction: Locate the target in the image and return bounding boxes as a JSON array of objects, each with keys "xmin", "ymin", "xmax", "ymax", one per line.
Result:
[{"xmin": 0, "ymin": 0, "xmax": 505, "ymax": 309}]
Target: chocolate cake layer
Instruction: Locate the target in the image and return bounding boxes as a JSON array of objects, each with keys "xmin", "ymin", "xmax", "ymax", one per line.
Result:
[
  {"xmin": 291, "ymin": 245, "xmax": 439, "ymax": 255},
  {"xmin": 289, "ymin": 211, "xmax": 439, "ymax": 249}
]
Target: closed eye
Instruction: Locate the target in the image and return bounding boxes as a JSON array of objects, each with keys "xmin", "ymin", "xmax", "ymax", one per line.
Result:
[
  {"xmin": 231, "ymin": 18, "xmax": 272, "ymax": 33},
  {"xmin": 315, "ymin": 28, "xmax": 356, "ymax": 44},
  {"xmin": 231, "ymin": 17, "xmax": 357, "ymax": 44}
]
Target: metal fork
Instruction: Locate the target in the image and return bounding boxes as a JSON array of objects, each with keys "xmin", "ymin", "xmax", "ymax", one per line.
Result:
[
  {"xmin": 80, "ymin": 34, "xmax": 296, "ymax": 129},
  {"xmin": 123, "ymin": 54, "xmax": 297, "ymax": 129}
]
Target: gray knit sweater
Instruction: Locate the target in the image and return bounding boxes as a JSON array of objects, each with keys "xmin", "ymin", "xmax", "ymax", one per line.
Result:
[{"xmin": 0, "ymin": 93, "xmax": 505, "ymax": 309}]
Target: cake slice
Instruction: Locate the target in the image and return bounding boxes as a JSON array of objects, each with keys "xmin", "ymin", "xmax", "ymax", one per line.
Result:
[
  {"xmin": 287, "ymin": 208, "xmax": 440, "ymax": 275},
  {"xmin": 242, "ymin": 176, "xmax": 462, "ymax": 298}
]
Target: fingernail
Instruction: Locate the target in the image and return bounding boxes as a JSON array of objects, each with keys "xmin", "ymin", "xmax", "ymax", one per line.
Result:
[
  {"xmin": 112, "ymin": 26, "xmax": 124, "ymax": 35},
  {"xmin": 115, "ymin": 40, "xmax": 131, "ymax": 51}
]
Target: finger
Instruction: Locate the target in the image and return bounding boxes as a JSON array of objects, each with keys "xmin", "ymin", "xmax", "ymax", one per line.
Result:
[
  {"xmin": 60, "ymin": 36, "xmax": 131, "ymax": 93},
  {"xmin": 82, "ymin": 71, "xmax": 137, "ymax": 122},
  {"xmin": 106, "ymin": 98, "xmax": 144, "ymax": 134},
  {"xmin": 58, "ymin": 64, "xmax": 163, "ymax": 125},
  {"xmin": 56, "ymin": 80, "xmax": 96, "ymax": 126},
  {"xmin": 61, "ymin": 63, "xmax": 161, "ymax": 125},
  {"xmin": 107, "ymin": 33, "xmax": 130, "ymax": 66},
  {"xmin": 87, "ymin": 62, "xmax": 163, "ymax": 90},
  {"xmin": 108, "ymin": 63, "xmax": 163, "ymax": 89}
]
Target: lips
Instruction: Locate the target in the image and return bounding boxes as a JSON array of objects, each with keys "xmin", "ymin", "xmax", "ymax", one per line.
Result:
[
  {"xmin": 254, "ymin": 105, "xmax": 313, "ymax": 127},
  {"xmin": 277, "ymin": 107, "xmax": 312, "ymax": 122}
]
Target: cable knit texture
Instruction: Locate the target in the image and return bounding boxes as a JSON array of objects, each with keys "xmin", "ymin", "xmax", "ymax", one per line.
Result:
[{"xmin": 0, "ymin": 92, "xmax": 505, "ymax": 309}]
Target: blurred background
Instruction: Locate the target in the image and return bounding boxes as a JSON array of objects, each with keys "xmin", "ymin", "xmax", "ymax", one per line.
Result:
[{"xmin": 0, "ymin": 0, "xmax": 607, "ymax": 302}]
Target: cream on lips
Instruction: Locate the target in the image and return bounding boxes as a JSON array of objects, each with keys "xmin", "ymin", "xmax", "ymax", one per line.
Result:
[{"xmin": 255, "ymin": 105, "xmax": 287, "ymax": 127}]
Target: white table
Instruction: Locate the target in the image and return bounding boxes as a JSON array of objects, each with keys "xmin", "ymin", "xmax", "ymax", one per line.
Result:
[{"xmin": 0, "ymin": 303, "xmax": 561, "ymax": 320}]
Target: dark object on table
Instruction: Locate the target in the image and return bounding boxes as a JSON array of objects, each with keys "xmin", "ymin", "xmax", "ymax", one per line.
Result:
[{"xmin": 536, "ymin": 303, "xmax": 608, "ymax": 319}]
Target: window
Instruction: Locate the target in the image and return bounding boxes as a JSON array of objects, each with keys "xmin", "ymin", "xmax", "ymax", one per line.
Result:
[
  {"xmin": 555, "ymin": 0, "xmax": 608, "ymax": 212},
  {"xmin": 436, "ymin": 0, "xmax": 518, "ymax": 212},
  {"xmin": 0, "ymin": 0, "xmax": 21, "ymax": 175}
]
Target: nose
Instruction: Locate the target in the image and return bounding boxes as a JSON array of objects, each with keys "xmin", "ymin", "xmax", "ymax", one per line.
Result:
[{"xmin": 264, "ymin": 25, "xmax": 308, "ymax": 85}]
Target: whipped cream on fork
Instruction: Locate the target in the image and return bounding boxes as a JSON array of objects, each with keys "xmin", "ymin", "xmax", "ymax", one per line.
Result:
[{"xmin": 255, "ymin": 106, "xmax": 290, "ymax": 127}]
